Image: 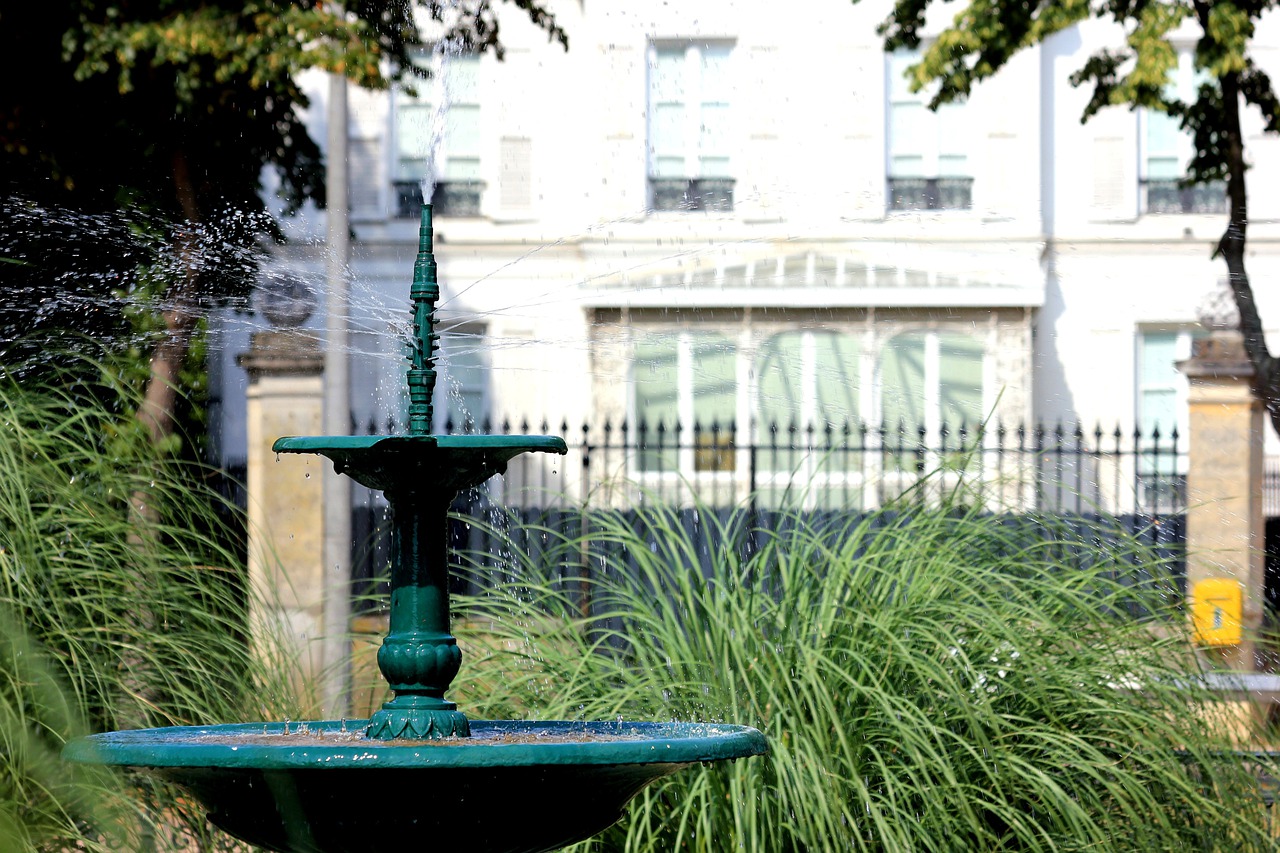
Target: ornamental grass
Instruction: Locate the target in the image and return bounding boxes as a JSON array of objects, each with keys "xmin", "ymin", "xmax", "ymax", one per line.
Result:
[{"xmin": 454, "ymin": 496, "xmax": 1275, "ymax": 851}]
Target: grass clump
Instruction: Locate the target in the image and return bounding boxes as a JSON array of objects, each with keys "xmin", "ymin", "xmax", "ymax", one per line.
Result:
[
  {"xmin": 455, "ymin": 499, "xmax": 1273, "ymax": 851},
  {"xmin": 0, "ymin": 371, "xmax": 289, "ymax": 850}
]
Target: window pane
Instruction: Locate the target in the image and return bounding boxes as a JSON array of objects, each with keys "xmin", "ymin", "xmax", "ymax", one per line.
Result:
[
  {"xmin": 881, "ymin": 334, "xmax": 926, "ymax": 433},
  {"xmin": 635, "ymin": 336, "xmax": 680, "ymax": 472},
  {"xmin": 889, "ymin": 101, "xmax": 928, "ymax": 164},
  {"xmin": 1146, "ymin": 111, "xmax": 1180, "ymax": 160},
  {"xmin": 436, "ymin": 333, "xmax": 488, "ymax": 431},
  {"xmin": 651, "ymin": 103, "xmax": 686, "ymax": 175},
  {"xmin": 1141, "ymin": 388, "xmax": 1177, "ymax": 435},
  {"xmin": 444, "ymin": 157, "xmax": 481, "ymax": 182},
  {"xmin": 692, "ymin": 334, "xmax": 736, "ymax": 472},
  {"xmin": 936, "ymin": 101, "xmax": 970, "ymax": 178},
  {"xmin": 691, "ymin": 335, "xmax": 736, "ymax": 427},
  {"xmin": 887, "ymin": 51, "xmax": 921, "ymax": 101},
  {"xmin": 813, "ymin": 332, "xmax": 860, "ymax": 426},
  {"xmin": 397, "ymin": 103, "xmax": 435, "ymax": 181},
  {"xmin": 444, "ymin": 57, "xmax": 479, "ymax": 102},
  {"xmin": 756, "ymin": 334, "xmax": 802, "ymax": 427},
  {"xmin": 652, "ymin": 48, "xmax": 687, "ymax": 101},
  {"xmin": 938, "ymin": 334, "xmax": 984, "ymax": 430},
  {"xmin": 700, "ymin": 44, "xmax": 732, "ymax": 99},
  {"xmin": 1140, "ymin": 333, "xmax": 1177, "ymax": 388},
  {"xmin": 445, "ymin": 104, "xmax": 481, "ymax": 159},
  {"xmin": 756, "ymin": 333, "xmax": 803, "ymax": 472},
  {"xmin": 698, "ymin": 155, "xmax": 732, "ymax": 179},
  {"xmin": 698, "ymin": 102, "xmax": 730, "ymax": 168}
]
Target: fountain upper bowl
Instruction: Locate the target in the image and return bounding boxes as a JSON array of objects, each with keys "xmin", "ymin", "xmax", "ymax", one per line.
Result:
[{"xmin": 272, "ymin": 434, "xmax": 567, "ymax": 493}]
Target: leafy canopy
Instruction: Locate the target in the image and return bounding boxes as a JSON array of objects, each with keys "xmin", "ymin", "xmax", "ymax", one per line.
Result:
[
  {"xmin": 0, "ymin": 0, "xmax": 566, "ymax": 388},
  {"xmin": 872, "ymin": 0, "xmax": 1279, "ymax": 187}
]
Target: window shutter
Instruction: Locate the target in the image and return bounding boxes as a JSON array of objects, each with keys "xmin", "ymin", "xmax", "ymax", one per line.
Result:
[
  {"xmin": 738, "ymin": 45, "xmax": 781, "ymax": 219},
  {"xmin": 499, "ymin": 136, "xmax": 534, "ymax": 212},
  {"xmin": 1088, "ymin": 109, "xmax": 1137, "ymax": 221},
  {"xmin": 349, "ymin": 137, "xmax": 383, "ymax": 219},
  {"xmin": 600, "ymin": 45, "xmax": 641, "ymax": 216},
  {"xmin": 981, "ymin": 132, "xmax": 1017, "ymax": 218}
]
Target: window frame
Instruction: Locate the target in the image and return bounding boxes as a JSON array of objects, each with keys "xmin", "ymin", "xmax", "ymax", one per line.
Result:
[
  {"xmin": 1134, "ymin": 327, "xmax": 1198, "ymax": 510},
  {"xmin": 431, "ymin": 327, "xmax": 491, "ymax": 434},
  {"xmin": 392, "ymin": 54, "xmax": 487, "ymax": 219},
  {"xmin": 630, "ymin": 330, "xmax": 739, "ymax": 478},
  {"xmin": 885, "ymin": 49, "xmax": 974, "ymax": 213},
  {"xmin": 645, "ymin": 39, "xmax": 737, "ymax": 213},
  {"xmin": 1137, "ymin": 47, "xmax": 1226, "ymax": 215}
]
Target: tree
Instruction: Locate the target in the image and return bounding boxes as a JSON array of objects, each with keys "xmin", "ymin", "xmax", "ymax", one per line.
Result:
[
  {"xmin": 866, "ymin": 0, "xmax": 1280, "ymax": 435},
  {"xmin": 0, "ymin": 0, "xmax": 567, "ymax": 452}
]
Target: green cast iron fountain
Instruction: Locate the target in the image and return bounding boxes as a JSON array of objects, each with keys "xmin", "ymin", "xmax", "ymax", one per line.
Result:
[{"xmin": 63, "ymin": 205, "xmax": 766, "ymax": 853}]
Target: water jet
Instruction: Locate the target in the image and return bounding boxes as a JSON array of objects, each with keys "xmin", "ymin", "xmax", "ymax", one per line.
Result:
[{"xmin": 63, "ymin": 205, "xmax": 766, "ymax": 853}]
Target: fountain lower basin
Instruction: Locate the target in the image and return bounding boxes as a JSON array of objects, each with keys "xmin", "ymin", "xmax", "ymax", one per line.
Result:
[{"xmin": 65, "ymin": 719, "xmax": 765, "ymax": 853}]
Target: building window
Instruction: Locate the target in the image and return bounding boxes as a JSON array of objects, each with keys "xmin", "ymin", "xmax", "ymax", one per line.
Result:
[
  {"xmin": 395, "ymin": 56, "xmax": 484, "ymax": 218},
  {"xmin": 633, "ymin": 332, "xmax": 737, "ymax": 472},
  {"xmin": 886, "ymin": 51, "xmax": 973, "ymax": 211},
  {"xmin": 755, "ymin": 331, "xmax": 860, "ymax": 473},
  {"xmin": 1141, "ymin": 50, "xmax": 1225, "ymax": 214},
  {"xmin": 433, "ymin": 330, "xmax": 489, "ymax": 433},
  {"xmin": 879, "ymin": 331, "xmax": 984, "ymax": 458},
  {"xmin": 1136, "ymin": 330, "xmax": 1196, "ymax": 509},
  {"xmin": 647, "ymin": 41, "xmax": 735, "ymax": 212}
]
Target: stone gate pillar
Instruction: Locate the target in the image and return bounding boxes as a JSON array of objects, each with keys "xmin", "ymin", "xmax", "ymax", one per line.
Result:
[
  {"xmin": 1180, "ymin": 329, "xmax": 1266, "ymax": 672},
  {"xmin": 238, "ymin": 330, "xmax": 326, "ymax": 705}
]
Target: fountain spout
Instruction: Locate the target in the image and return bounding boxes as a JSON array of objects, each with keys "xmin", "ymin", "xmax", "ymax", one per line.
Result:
[{"xmin": 407, "ymin": 205, "xmax": 439, "ymax": 436}]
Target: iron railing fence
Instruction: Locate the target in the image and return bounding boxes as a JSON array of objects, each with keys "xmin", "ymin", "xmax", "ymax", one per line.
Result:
[
  {"xmin": 348, "ymin": 415, "xmax": 1190, "ymax": 609},
  {"xmin": 349, "ymin": 414, "xmax": 1188, "ymax": 517}
]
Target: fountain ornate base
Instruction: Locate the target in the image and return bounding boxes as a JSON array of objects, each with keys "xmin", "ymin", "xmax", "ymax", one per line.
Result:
[{"xmin": 366, "ymin": 698, "xmax": 470, "ymax": 740}]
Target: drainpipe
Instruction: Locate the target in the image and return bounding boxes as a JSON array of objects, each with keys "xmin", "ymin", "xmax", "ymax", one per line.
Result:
[{"xmin": 322, "ymin": 67, "xmax": 352, "ymax": 718}]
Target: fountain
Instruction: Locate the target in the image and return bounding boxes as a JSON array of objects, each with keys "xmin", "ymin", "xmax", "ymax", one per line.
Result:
[{"xmin": 62, "ymin": 205, "xmax": 766, "ymax": 853}]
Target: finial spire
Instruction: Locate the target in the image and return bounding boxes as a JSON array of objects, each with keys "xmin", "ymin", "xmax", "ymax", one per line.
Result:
[{"xmin": 407, "ymin": 204, "xmax": 439, "ymax": 435}]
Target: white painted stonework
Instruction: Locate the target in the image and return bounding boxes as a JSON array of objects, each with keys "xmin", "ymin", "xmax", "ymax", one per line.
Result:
[{"xmin": 210, "ymin": 0, "xmax": 1280, "ymax": 509}]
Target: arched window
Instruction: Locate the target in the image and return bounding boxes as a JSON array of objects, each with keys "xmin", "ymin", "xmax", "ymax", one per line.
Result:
[
  {"xmin": 880, "ymin": 331, "xmax": 984, "ymax": 448},
  {"xmin": 633, "ymin": 332, "xmax": 737, "ymax": 472},
  {"xmin": 755, "ymin": 330, "xmax": 860, "ymax": 472}
]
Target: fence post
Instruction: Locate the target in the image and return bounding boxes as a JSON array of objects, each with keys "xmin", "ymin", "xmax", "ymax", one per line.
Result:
[
  {"xmin": 237, "ymin": 330, "xmax": 327, "ymax": 708},
  {"xmin": 1179, "ymin": 329, "xmax": 1265, "ymax": 677},
  {"xmin": 579, "ymin": 420, "xmax": 592, "ymax": 619}
]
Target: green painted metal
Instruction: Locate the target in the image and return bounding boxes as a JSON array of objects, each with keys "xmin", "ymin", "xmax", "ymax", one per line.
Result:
[
  {"xmin": 271, "ymin": 434, "xmax": 567, "ymax": 494},
  {"xmin": 274, "ymin": 207, "xmax": 566, "ymax": 740},
  {"xmin": 65, "ymin": 720, "xmax": 766, "ymax": 853},
  {"xmin": 63, "ymin": 719, "xmax": 767, "ymax": 770},
  {"xmin": 62, "ymin": 204, "xmax": 767, "ymax": 851}
]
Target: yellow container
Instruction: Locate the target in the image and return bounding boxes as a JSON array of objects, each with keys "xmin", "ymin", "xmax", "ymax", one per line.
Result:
[{"xmin": 1191, "ymin": 578, "xmax": 1243, "ymax": 647}]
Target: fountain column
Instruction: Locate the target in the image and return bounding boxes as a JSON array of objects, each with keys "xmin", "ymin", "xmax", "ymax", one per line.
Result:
[
  {"xmin": 238, "ymin": 330, "xmax": 327, "ymax": 708},
  {"xmin": 1179, "ymin": 328, "xmax": 1265, "ymax": 677}
]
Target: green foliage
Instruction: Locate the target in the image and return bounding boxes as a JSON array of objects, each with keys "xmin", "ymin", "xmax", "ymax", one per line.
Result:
[
  {"xmin": 871, "ymin": 0, "xmax": 1279, "ymax": 189},
  {"xmin": 0, "ymin": 369, "xmax": 293, "ymax": 850},
  {"xmin": 0, "ymin": 0, "xmax": 568, "ymax": 424},
  {"xmin": 455, "ymin": 501, "xmax": 1273, "ymax": 851}
]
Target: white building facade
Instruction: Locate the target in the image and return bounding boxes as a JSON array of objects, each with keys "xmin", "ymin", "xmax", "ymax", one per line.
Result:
[{"xmin": 211, "ymin": 0, "xmax": 1280, "ymax": 514}]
